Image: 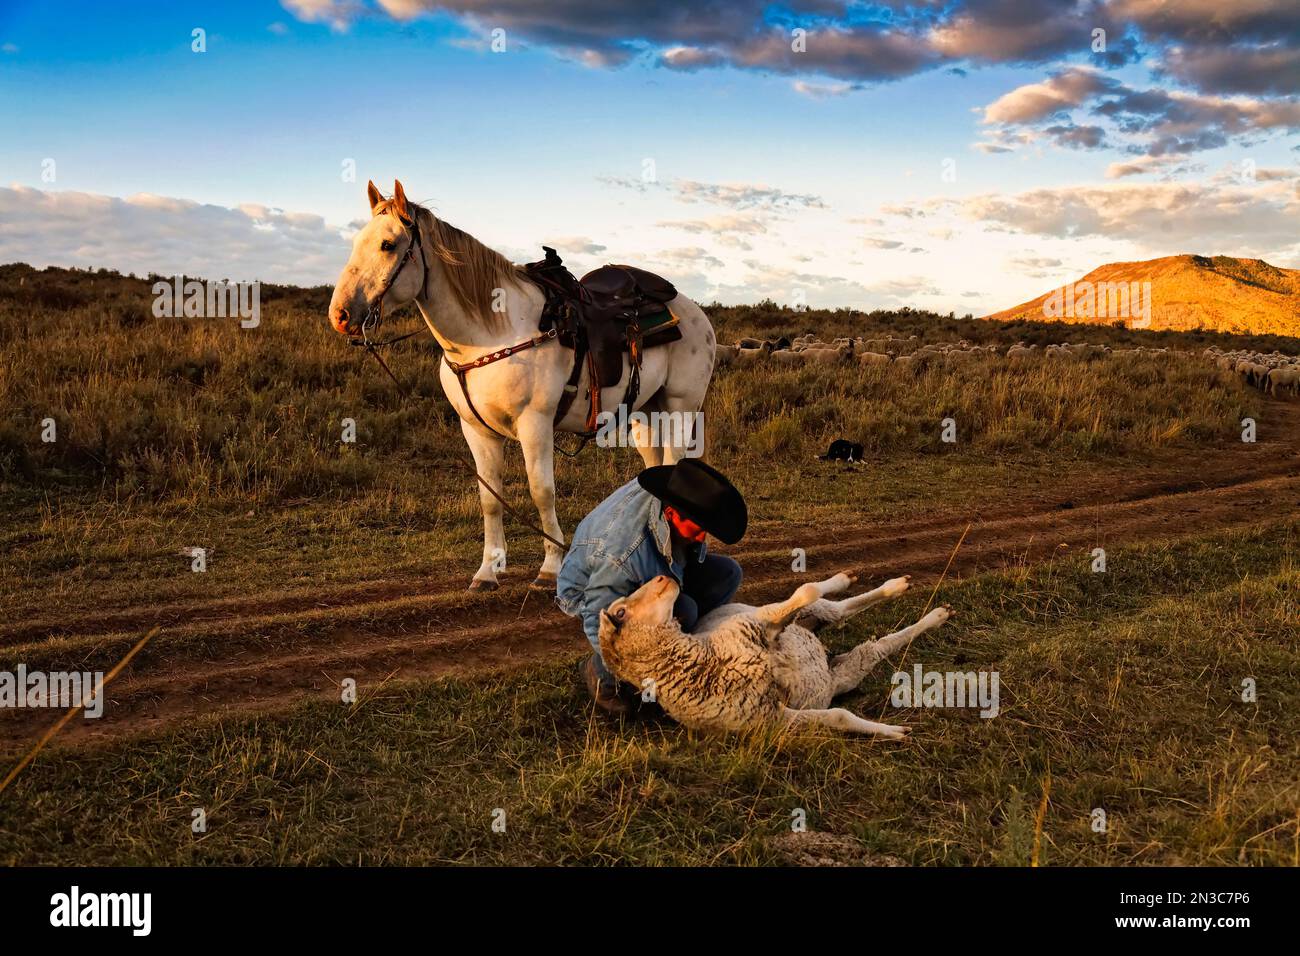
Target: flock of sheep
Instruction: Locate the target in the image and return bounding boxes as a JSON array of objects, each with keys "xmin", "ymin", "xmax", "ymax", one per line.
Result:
[
  {"xmin": 717, "ymin": 333, "xmax": 1161, "ymax": 368},
  {"xmin": 1207, "ymin": 346, "xmax": 1300, "ymax": 397},
  {"xmin": 712, "ymin": 334, "xmax": 1300, "ymax": 399}
]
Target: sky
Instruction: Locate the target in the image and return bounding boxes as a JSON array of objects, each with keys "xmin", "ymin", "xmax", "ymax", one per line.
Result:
[{"xmin": 0, "ymin": 0, "xmax": 1297, "ymax": 314}]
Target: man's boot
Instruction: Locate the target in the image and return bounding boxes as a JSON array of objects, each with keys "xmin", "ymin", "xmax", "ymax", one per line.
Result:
[{"xmin": 580, "ymin": 655, "xmax": 636, "ymax": 718}]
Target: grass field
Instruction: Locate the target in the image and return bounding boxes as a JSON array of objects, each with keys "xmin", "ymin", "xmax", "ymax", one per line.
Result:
[
  {"xmin": 2, "ymin": 523, "xmax": 1295, "ymax": 865},
  {"xmin": 0, "ymin": 262, "xmax": 1285, "ymax": 502},
  {"xmin": 1, "ymin": 263, "xmax": 1297, "ymax": 866}
]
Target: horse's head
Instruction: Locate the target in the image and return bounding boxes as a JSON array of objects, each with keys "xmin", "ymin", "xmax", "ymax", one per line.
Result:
[{"xmin": 329, "ymin": 179, "xmax": 426, "ymax": 337}]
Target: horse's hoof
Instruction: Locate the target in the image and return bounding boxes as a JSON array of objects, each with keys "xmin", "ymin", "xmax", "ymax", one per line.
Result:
[
  {"xmin": 530, "ymin": 574, "xmax": 557, "ymax": 592},
  {"xmin": 468, "ymin": 579, "xmax": 499, "ymax": 592}
]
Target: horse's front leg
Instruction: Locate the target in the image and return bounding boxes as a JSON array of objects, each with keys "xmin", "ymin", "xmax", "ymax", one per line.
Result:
[
  {"xmin": 461, "ymin": 419, "xmax": 508, "ymax": 592},
  {"xmin": 517, "ymin": 411, "xmax": 566, "ymax": 590}
]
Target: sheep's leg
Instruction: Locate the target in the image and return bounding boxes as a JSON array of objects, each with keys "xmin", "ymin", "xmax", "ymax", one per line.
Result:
[
  {"xmin": 795, "ymin": 575, "xmax": 911, "ymax": 633},
  {"xmin": 755, "ymin": 572, "xmax": 856, "ymax": 636},
  {"xmin": 829, "ymin": 605, "xmax": 953, "ymax": 696},
  {"xmin": 781, "ymin": 706, "xmax": 909, "ymax": 738}
]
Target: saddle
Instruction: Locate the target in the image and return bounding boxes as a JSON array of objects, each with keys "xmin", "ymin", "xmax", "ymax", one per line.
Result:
[{"xmin": 523, "ymin": 247, "xmax": 682, "ymax": 434}]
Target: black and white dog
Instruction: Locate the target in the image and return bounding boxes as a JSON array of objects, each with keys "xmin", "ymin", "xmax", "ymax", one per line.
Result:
[{"xmin": 818, "ymin": 438, "xmax": 864, "ymax": 463}]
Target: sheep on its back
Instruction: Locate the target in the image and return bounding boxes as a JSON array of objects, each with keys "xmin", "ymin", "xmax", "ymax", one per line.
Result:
[{"xmin": 598, "ymin": 572, "xmax": 953, "ymax": 736}]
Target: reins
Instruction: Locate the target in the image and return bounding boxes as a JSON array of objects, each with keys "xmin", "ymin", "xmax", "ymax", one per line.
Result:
[
  {"xmin": 353, "ymin": 334, "xmax": 568, "ymax": 550},
  {"xmin": 349, "ymin": 328, "xmax": 423, "ymax": 396},
  {"xmin": 359, "ymin": 210, "xmax": 426, "ymax": 342},
  {"xmin": 348, "ymin": 213, "xmax": 568, "ymax": 552}
]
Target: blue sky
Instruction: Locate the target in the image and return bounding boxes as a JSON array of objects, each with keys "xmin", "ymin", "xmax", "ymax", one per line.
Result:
[{"xmin": 1, "ymin": 1, "xmax": 1297, "ymax": 312}]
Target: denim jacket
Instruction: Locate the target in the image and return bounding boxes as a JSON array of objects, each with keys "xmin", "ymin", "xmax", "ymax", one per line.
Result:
[{"xmin": 556, "ymin": 477, "xmax": 707, "ymax": 651}]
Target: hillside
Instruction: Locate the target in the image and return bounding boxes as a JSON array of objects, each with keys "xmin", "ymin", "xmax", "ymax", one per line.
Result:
[
  {"xmin": 984, "ymin": 255, "xmax": 1300, "ymax": 337},
  {"xmin": 4, "ymin": 261, "xmax": 1299, "ymax": 359}
]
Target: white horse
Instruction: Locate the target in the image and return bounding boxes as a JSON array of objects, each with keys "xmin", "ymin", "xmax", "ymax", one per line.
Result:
[{"xmin": 329, "ymin": 180, "xmax": 717, "ymax": 591}]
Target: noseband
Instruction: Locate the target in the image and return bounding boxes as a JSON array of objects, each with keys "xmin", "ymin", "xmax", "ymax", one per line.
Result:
[{"xmin": 358, "ymin": 213, "xmax": 427, "ymax": 344}]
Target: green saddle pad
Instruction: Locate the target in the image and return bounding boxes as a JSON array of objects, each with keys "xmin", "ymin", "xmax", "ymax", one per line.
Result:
[{"xmin": 639, "ymin": 306, "xmax": 683, "ymax": 349}]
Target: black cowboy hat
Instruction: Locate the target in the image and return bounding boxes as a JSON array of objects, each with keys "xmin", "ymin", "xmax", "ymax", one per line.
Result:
[{"xmin": 637, "ymin": 459, "xmax": 747, "ymax": 544}]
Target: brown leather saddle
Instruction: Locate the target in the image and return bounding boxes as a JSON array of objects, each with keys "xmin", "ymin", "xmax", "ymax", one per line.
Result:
[{"xmin": 523, "ymin": 247, "xmax": 682, "ymax": 435}]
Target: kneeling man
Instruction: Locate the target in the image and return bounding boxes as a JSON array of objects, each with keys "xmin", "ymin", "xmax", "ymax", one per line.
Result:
[{"xmin": 557, "ymin": 459, "xmax": 747, "ymax": 716}]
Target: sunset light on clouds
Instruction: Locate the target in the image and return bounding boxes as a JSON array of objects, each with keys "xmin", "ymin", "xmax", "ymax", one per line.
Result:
[{"xmin": 1, "ymin": 0, "xmax": 1296, "ymax": 312}]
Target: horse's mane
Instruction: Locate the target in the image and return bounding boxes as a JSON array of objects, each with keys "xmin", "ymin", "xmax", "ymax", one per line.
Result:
[{"xmin": 377, "ymin": 198, "xmax": 529, "ymax": 327}]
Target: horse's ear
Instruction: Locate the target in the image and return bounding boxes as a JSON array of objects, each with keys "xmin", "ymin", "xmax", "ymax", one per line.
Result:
[
  {"xmin": 367, "ymin": 180, "xmax": 384, "ymax": 215},
  {"xmin": 392, "ymin": 180, "xmax": 411, "ymax": 223}
]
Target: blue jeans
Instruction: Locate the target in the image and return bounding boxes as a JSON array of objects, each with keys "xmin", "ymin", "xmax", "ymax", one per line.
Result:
[
  {"xmin": 672, "ymin": 553, "xmax": 743, "ymax": 632},
  {"xmin": 590, "ymin": 553, "xmax": 743, "ymax": 691}
]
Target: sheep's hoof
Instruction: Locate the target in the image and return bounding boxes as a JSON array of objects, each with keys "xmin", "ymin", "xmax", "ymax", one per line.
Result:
[
  {"xmin": 468, "ymin": 579, "xmax": 499, "ymax": 592},
  {"xmin": 529, "ymin": 573, "xmax": 557, "ymax": 592},
  {"xmin": 925, "ymin": 605, "xmax": 954, "ymax": 626},
  {"xmin": 882, "ymin": 575, "xmax": 911, "ymax": 598}
]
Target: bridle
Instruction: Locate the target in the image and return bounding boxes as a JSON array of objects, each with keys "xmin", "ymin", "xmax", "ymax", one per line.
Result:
[
  {"xmin": 357, "ymin": 212, "xmax": 428, "ymax": 345},
  {"xmin": 348, "ymin": 211, "xmax": 430, "ymax": 392}
]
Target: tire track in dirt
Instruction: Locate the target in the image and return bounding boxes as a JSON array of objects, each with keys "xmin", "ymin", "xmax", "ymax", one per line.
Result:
[
  {"xmin": 3, "ymin": 460, "xmax": 1297, "ymax": 746},
  {"xmin": 5, "ymin": 425, "xmax": 1298, "ymax": 648}
]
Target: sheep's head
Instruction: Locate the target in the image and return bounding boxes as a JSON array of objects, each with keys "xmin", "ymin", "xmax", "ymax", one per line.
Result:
[{"xmin": 598, "ymin": 575, "xmax": 682, "ymax": 685}]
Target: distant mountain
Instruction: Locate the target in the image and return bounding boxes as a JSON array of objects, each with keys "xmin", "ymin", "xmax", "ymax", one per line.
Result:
[{"xmin": 984, "ymin": 255, "xmax": 1300, "ymax": 337}]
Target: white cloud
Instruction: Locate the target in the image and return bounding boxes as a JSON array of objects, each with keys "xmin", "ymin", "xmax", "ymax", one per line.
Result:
[
  {"xmin": 0, "ymin": 185, "xmax": 351, "ymax": 285},
  {"xmin": 655, "ymin": 212, "xmax": 769, "ymax": 235},
  {"xmin": 709, "ymin": 261, "xmax": 944, "ymax": 310},
  {"xmin": 945, "ymin": 179, "xmax": 1300, "ymax": 257},
  {"xmin": 1008, "ymin": 255, "xmax": 1070, "ymax": 279},
  {"xmin": 280, "ymin": 0, "xmax": 365, "ymax": 33},
  {"xmin": 979, "ymin": 66, "xmax": 1300, "ymax": 159},
  {"xmin": 673, "ymin": 179, "xmax": 825, "ymax": 210},
  {"xmin": 792, "ymin": 80, "xmax": 859, "ymax": 99},
  {"xmin": 1104, "ymin": 154, "xmax": 1203, "ymax": 179},
  {"xmin": 642, "ymin": 246, "xmax": 726, "ymax": 270},
  {"xmin": 982, "ymin": 68, "xmax": 1112, "ymax": 124},
  {"xmin": 603, "ymin": 175, "xmax": 825, "ymax": 211},
  {"xmin": 660, "ymin": 46, "xmax": 725, "ymax": 71},
  {"xmin": 545, "ymin": 235, "xmax": 607, "ymax": 255}
]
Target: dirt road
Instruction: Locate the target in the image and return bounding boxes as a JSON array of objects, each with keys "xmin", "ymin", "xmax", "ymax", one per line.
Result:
[{"xmin": 4, "ymin": 403, "xmax": 1297, "ymax": 747}]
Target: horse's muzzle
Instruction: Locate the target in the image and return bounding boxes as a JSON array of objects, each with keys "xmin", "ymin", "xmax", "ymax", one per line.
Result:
[{"xmin": 331, "ymin": 307, "xmax": 356, "ymax": 336}]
